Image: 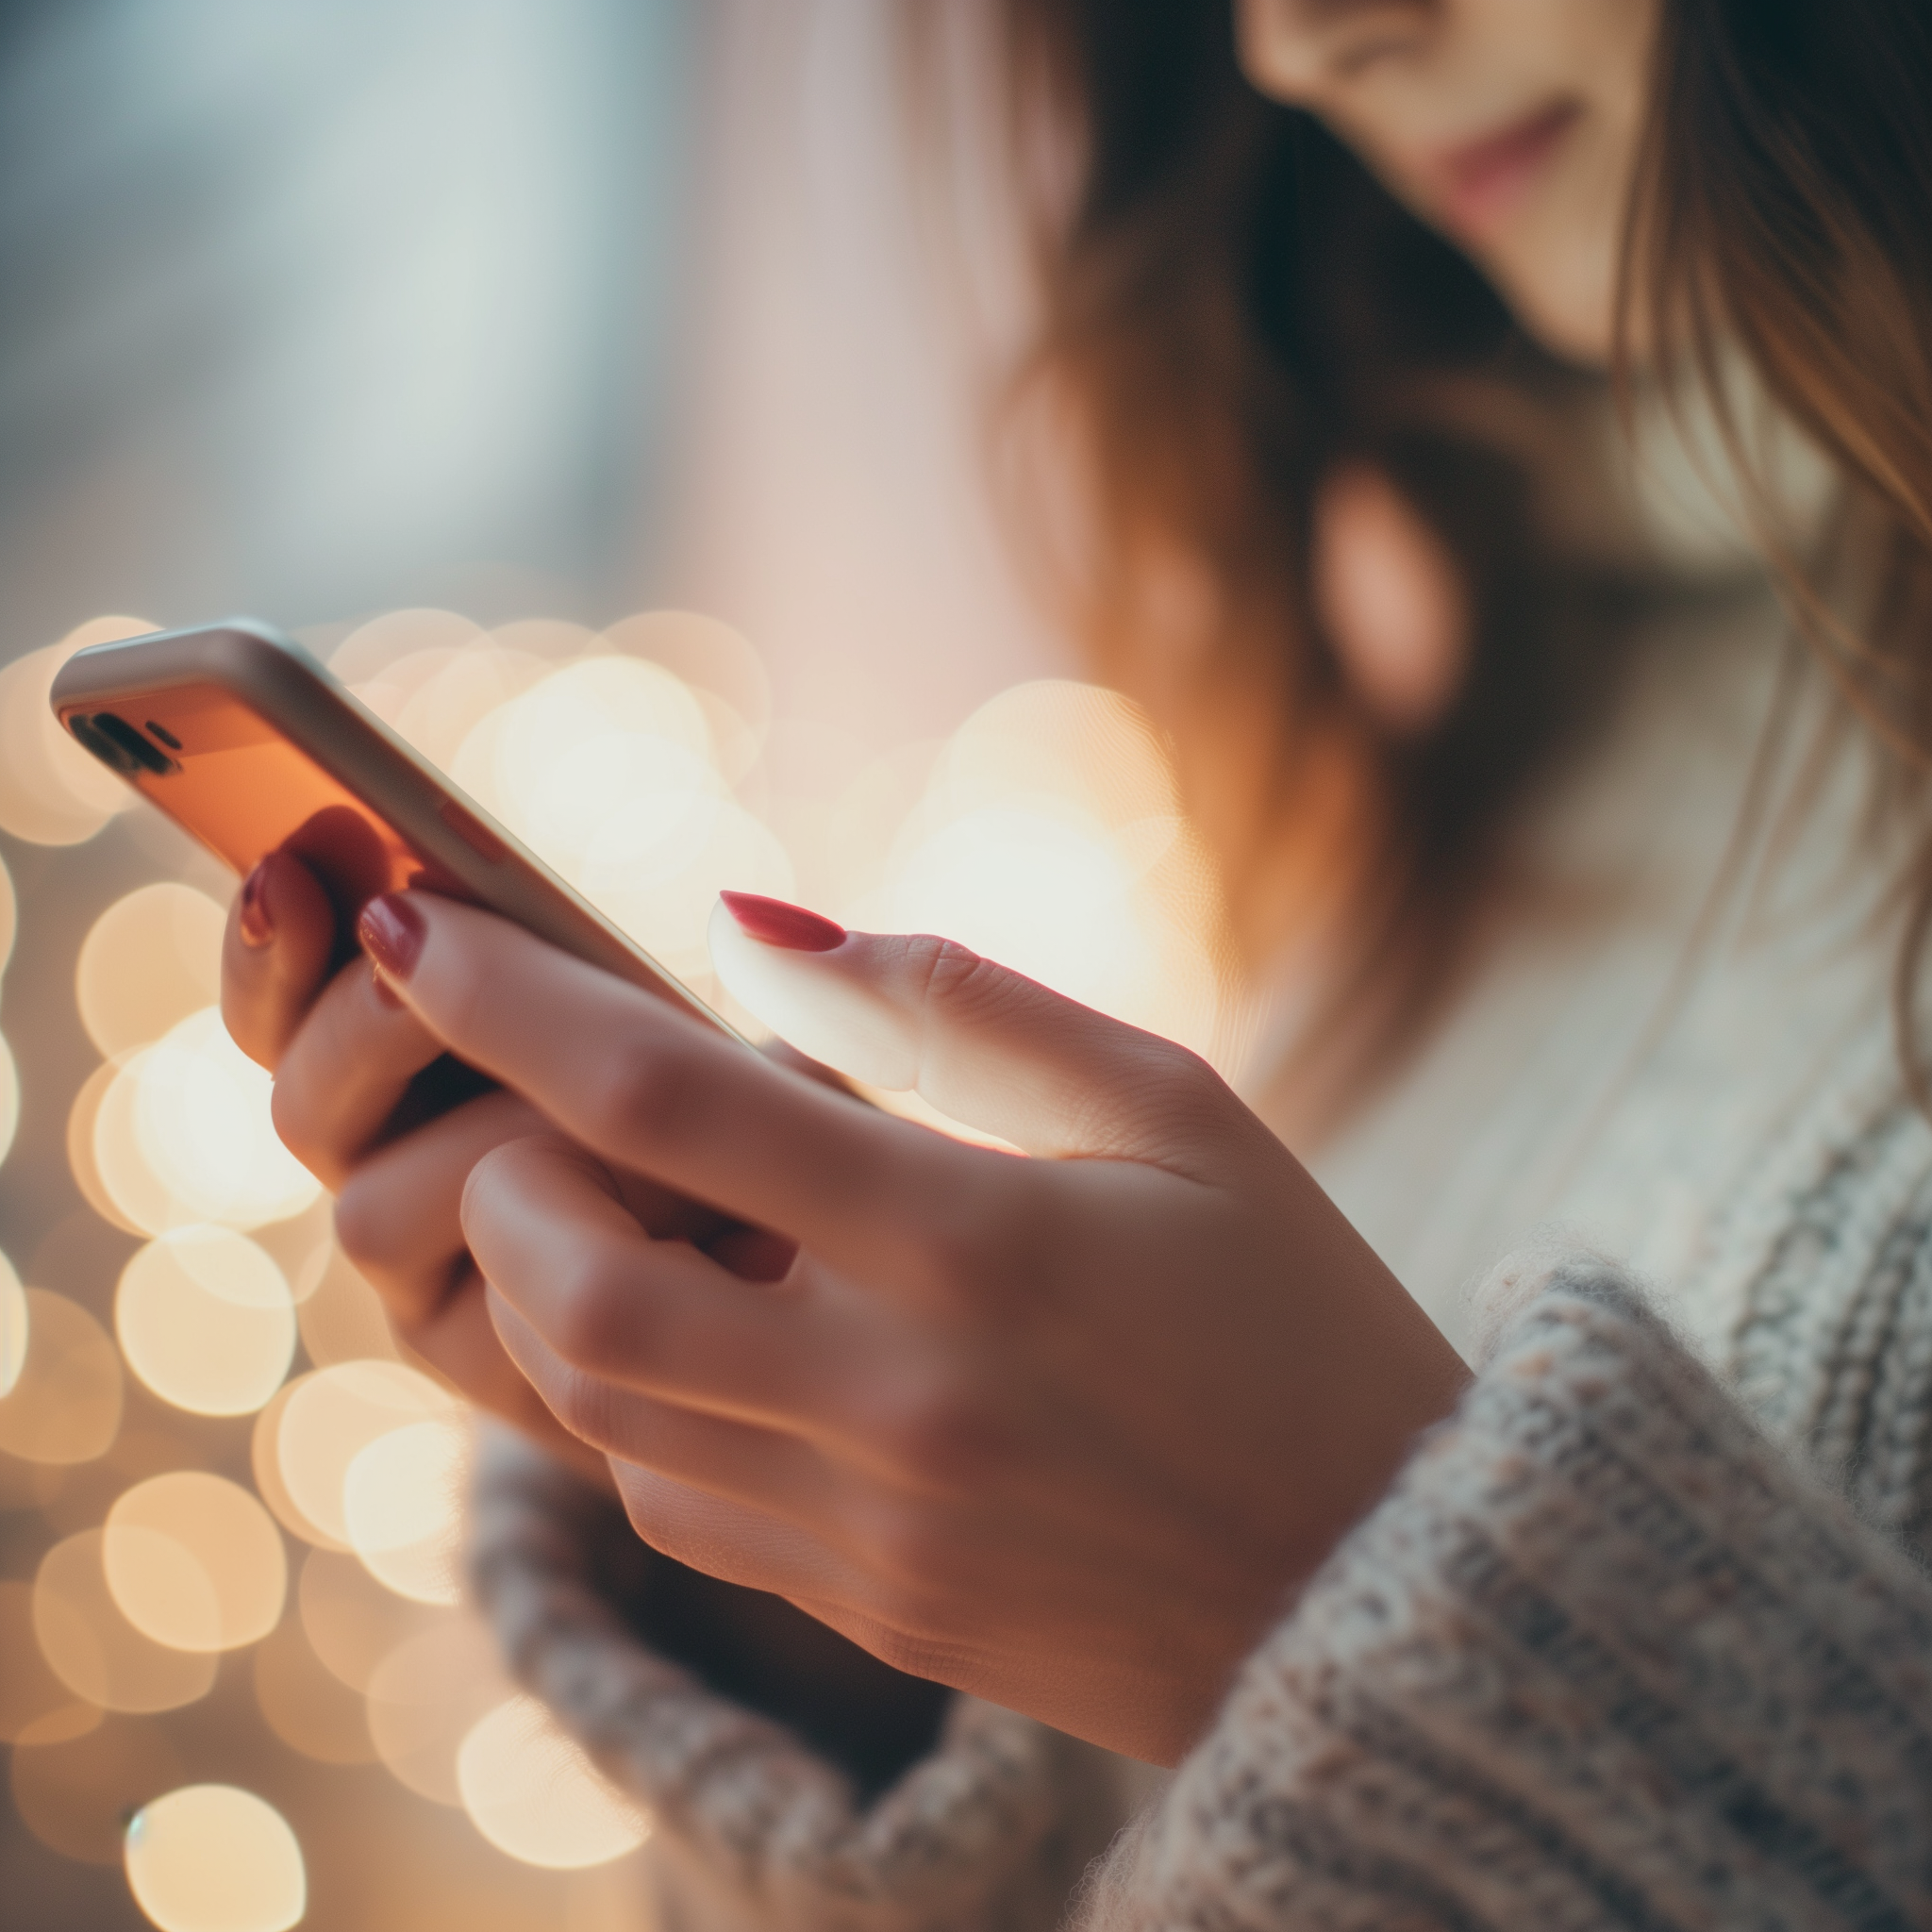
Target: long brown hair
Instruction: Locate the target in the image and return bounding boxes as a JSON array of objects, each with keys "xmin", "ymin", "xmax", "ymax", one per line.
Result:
[
  {"xmin": 1635, "ymin": 0, "xmax": 1932, "ymax": 1097},
  {"xmin": 952, "ymin": 0, "xmax": 1932, "ymax": 1114}
]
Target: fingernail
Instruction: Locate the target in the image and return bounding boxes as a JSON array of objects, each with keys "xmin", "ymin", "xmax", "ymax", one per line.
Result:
[
  {"xmin": 718, "ymin": 891, "xmax": 845, "ymax": 953},
  {"xmin": 358, "ymin": 892, "xmax": 425, "ymax": 983},
  {"xmin": 239, "ymin": 860, "xmax": 275, "ymax": 948},
  {"xmin": 370, "ymin": 963, "xmax": 405, "ymax": 1009}
]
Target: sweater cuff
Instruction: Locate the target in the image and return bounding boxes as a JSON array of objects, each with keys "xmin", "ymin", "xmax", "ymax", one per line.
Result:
[
  {"xmin": 467, "ymin": 1427, "xmax": 1122, "ymax": 1932},
  {"xmin": 1079, "ymin": 1251, "xmax": 1932, "ymax": 1930}
]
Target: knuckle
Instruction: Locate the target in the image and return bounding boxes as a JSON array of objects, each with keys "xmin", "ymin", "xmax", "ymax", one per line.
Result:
[
  {"xmin": 542, "ymin": 1251, "xmax": 639, "ymax": 1370},
  {"xmin": 578, "ymin": 1035, "xmax": 711, "ymax": 1158},
  {"xmin": 904, "ymin": 934, "xmax": 1024, "ymax": 1028},
  {"xmin": 329, "ymin": 1175, "xmax": 390, "ymax": 1273},
  {"xmin": 867, "ymin": 1373, "xmax": 998, "ymax": 1491},
  {"xmin": 922, "ymin": 1169, "xmax": 1057, "ymax": 1306}
]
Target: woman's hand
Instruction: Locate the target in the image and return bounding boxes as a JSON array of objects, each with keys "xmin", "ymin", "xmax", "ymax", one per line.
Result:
[
  {"xmin": 358, "ymin": 889, "xmax": 1470, "ymax": 1766},
  {"xmin": 220, "ymin": 852, "xmax": 740, "ymax": 1485}
]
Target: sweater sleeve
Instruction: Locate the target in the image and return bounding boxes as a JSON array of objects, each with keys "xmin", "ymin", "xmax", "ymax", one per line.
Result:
[
  {"xmin": 1074, "ymin": 1252, "xmax": 1932, "ymax": 1932},
  {"xmin": 467, "ymin": 1426, "xmax": 1127, "ymax": 1932}
]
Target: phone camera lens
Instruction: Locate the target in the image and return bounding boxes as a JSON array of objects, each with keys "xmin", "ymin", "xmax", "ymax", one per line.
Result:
[
  {"xmin": 87, "ymin": 712, "xmax": 178, "ymax": 775},
  {"xmin": 69, "ymin": 713, "xmax": 133, "ymax": 772}
]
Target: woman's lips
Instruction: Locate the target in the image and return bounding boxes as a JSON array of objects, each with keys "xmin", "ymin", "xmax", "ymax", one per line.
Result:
[{"xmin": 1425, "ymin": 100, "xmax": 1582, "ymax": 238}]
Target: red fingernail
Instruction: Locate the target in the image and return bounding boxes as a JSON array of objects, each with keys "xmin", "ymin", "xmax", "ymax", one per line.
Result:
[
  {"xmin": 719, "ymin": 891, "xmax": 845, "ymax": 953},
  {"xmin": 358, "ymin": 893, "xmax": 425, "ymax": 982},
  {"xmin": 239, "ymin": 860, "xmax": 275, "ymax": 948}
]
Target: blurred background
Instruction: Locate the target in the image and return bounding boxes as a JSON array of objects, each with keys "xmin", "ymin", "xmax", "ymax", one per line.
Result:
[{"xmin": 0, "ymin": 4, "xmax": 1228, "ymax": 1928}]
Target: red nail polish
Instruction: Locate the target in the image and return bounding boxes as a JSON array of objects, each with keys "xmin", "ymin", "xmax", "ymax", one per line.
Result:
[
  {"xmin": 719, "ymin": 891, "xmax": 845, "ymax": 953},
  {"xmin": 370, "ymin": 963, "xmax": 405, "ymax": 1009},
  {"xmin": 239, "ymin": 860, "xmax": 275, "ymax": 948},
  {"xmin": 358, "ymin": 893, "xmax": 426, "ymax": 981}
]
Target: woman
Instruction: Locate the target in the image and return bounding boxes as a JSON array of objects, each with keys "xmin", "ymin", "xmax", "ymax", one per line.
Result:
[{"xmin": 227, "ymin": 1, "xmax": 1932, "ymax": 1924}]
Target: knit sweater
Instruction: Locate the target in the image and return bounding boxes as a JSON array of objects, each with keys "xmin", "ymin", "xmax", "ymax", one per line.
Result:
[
  {"xmin": 468, "ymin": 570, "xmax": 1932, "ymax": 1924},
  {"xmin": 468, "ymin": 991, "xmax": 1932, "ymax": 1930}
]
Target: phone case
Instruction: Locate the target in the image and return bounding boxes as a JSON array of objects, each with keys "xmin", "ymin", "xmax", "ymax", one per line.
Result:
[{"xmin": 50, "ymin": 618, "xmax": 747, "ymax": 1043}]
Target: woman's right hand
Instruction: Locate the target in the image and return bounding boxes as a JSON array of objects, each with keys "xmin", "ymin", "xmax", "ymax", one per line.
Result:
[{"xmin": 219, "ymin": 850, "xmax": 625, "ymax": 1482}]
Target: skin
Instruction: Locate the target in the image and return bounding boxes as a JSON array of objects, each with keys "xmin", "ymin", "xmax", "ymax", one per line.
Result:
[
  {"xmin": 225, "ymin": 0, "xmax": 1657, "ymax": 1765},
  {"xmin": 226, "ymin": 883, "xmax": 1466, "ymax": 1765},
  {"xmin": 1238, "ymin": 0, "xmax": 1657, "ymax": 365}
]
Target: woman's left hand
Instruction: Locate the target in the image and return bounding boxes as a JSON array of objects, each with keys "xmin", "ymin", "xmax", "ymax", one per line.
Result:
[{"xmin": 359, "ymin": 891, "xmax": 1469, "ymax": 1767}]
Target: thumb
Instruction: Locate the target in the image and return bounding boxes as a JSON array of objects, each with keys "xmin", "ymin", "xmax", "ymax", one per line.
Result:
[{"xmin": 707, "ymin": 893, "xmax": 1234, "ymax": 1165}]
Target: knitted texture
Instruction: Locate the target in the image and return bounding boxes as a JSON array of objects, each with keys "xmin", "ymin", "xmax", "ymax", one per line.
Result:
[
  {"xmin": 467, "ymin": 1428, "xmax": 1122, "ymax": 1932},
  {"xmin": 468, "ymin": 1058, "xmax": 1932, "ymax": 1931},
  {"xmin": 1072, "ymin": 1259, "xmax": 1932, "ymax": 1930}
]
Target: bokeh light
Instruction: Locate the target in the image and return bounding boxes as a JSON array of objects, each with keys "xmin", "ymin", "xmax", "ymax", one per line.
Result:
[
  {"xmin": 0, "ymin": 1027, "xmax": 17, "ymax": 1170},
  {"xmin": 2, "ymin": 599, "xmax": 1234, "ymax": 1924},
  {"xmin": 342, "ymin": 1416, "xmax": 470, "ymax": 1605},
  {"xmin": 0, "ymin": 1289, "xmax": 123, "ymax": 1465},
  {"xmin": 457, "ymin": 1695, "xmax": 651, "ymax": 1870},
  {"xmin": 96, "ymin": 1008, "xmax": 322, "ymax": 1235},
  {"xmin": 449, "ymin": 649, "xmax": 793, "ymax": 981},
  {"xmin": 0, "ymin": 849, "xmax": 16, "ymax": 989},
  {"xmin": 125, "ymin": 1785, "xmax": 307, "ymax": 1932},
  {"xmin": 296, "ymin": 1547, "xmax": 451, "ymax": 1692},
  {"xmin": 11, "ymin": 1714, "xmax": 183, "ymax": 1865},
  {"xmin": 251, "ymin": 1615, "xmax": 377, "ymax": 1766},
  {"xmin": 251, "ymin": 1378, "xmax": 342, "ymax": 1553},
  {"xmin": 0, "ymin": 1245, "xmax": 26, "ymax": 1396},
  {"xmin": 68, "ymin": 1054, "xmax": 143, "ymax": 1233},
  {"xmin": 293, "ymin": 1242, "xmax": 403, "ymax": 1367},
  {"xmin": 0, "ymin": 616, "xmax": 154, "ymax": 846},
  {"xmin": 104, "ymin": 1472, "xmax": 287, "ymax": 1652},
  {"xmin": 366, "ymin": 1620, "xmax": 515, "ymax": 1806},
  {"xmin": 859, "ymin": 680, "xmax": 1221, "ymax": 1057},
  {"xmin": 276, "ymin": 1359, "xmax": 458, "ymax": 1550},
  {"xmin": 116, "ymin": 1227, "xmax": 296, "ymax": 1416},
  {"xmin": 0, "ymin": 1580, "xmax": 99, "ymax": 1745},
  {"xmin": 76, "ymin": 883, "xmax": 227, "ymax": 1059},
  {"xmin": 33, "ymin": 1530, "xmax": 218, "ymax": 1713}
]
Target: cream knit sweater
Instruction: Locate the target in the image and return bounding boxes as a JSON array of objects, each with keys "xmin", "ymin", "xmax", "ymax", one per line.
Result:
[{"xmin": 470, "ymin": 598, "xmax": 1932, "ymax": 1929}]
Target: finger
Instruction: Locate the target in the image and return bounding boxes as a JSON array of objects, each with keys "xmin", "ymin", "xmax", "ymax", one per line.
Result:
[
  {"xmin": 401, "ymin": 1262, "xmax": 618, "ymax": 1491},
  {"xmin": 708, "ymin": 897, "xmax": 1249, "ymax": 1168},
  {"xmin": 335, "ymin": 1089, "xmax": 549, "ymax": 1329},
  {"xmin": 272, "ymin": 955, "xmax": 449, "ymax": 1188},
  {"xmin": 372, "ymin": 894, "xmax": 979, "ymax": 1278},
  {"xmin": 462, "ymin": 1136, "xmax": 854, "ymax": 1430},
  {"xmin": 606, "ymin": 1460, "xmax": 870, "ymax": 1610},
  {"xmin": 486, "ymin": 1286, "xmax": 839, "ymax": 1520},
  {"xmin": 221, "ymin": 851, "xmax": 339, "ymax": 1070}
]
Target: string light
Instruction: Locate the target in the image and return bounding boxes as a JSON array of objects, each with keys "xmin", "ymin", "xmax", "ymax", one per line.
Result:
[
  {"xmin": 275, "ymin": 1359, "xmax": 458, "ymax": 1551},
  {"xmin": 341, "ymin": 1415, "xmax": 470, "ymax": 1606},
  {"xmin": 75, "ymin": 884, "xmax": 226, "ymax": 1060},
  {"xmin": 365, "ymin": 1619, "xmax": 514, "ymax": 1806},
  {"xmin": 457, "ymin": 1694, "xmax": 651, "ymax": 1869},
  {"xmin": 103, "ymin": 1472, "xmax": 287, "ymax": 1652},
  {"xmin": 0, "ymin": 1246, "xmax": 25, "ymax": 1397},
  {"xmin": 33, "ymin": 1530, "xmax": 217, "ymax": 1713},
  {"xmin": 0, "ymin": 616, "xmax": 153, "ymax": 846},
  {"xmin": 115, "ymin": 1228, "xmax": 296, "ymax": 1416},
  {"xmin": 5, "ymin": 606, "xmax": 1224, "ymax": 1913},
  {"xmin": 125, "ymin": 1785, "xmax": 307, "ymax": 1932},
  {"xmin": 0, "ymin": 1289, "xmax": 123, "ymax": 1465}
]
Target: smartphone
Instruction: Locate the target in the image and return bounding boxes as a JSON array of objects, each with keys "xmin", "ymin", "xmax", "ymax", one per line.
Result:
[{"xmin": 49, "ymin": 618, "xmax": 750, "ymax": 1045}]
